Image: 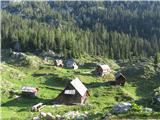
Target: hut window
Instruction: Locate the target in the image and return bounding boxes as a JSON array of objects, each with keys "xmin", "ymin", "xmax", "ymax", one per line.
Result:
[{"xmin": 64, "ymin": 90, "xmax": 76, "ymax": 95}]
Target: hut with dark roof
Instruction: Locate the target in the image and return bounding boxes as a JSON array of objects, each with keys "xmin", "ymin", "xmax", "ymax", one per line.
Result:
[
  {"xmin": 66, "ymin": 59, "xmax": 78, "ymax": 69},
  {"xmin": 115, "ymin": 72, "xmax": 126, "ymax": 86}
]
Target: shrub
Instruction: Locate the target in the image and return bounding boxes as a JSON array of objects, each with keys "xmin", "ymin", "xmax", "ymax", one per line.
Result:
[
  {"xmin": 151, "ymin": 87, "xmax": 160, "ymax": 111},
  {"xmin": 130, "ymin": 102, "xmax": 142, "ymax": 112}
]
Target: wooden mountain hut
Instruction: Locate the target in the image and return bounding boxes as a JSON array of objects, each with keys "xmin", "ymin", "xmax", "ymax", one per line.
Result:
[
  {"xmin": 54, "ymin": 78, "xmax": 90, "ymax": 105},
  {"xmin": 21, "ymin": 86, "xmax": 38, "ymax": 98},
  {"xmin": 54, "ymin": 59, "xmax": 64, "ymax": 67},
  {"xmin": 66, "ymin": 59, "xmax": 78, "ymax": 69},
  {"xmin": 95, "ymin": 64, "xmax": 111, "ymax": 77},
  {"xmin": 115, "ymin": 72, "xmax": 126, "ymax": 86}
]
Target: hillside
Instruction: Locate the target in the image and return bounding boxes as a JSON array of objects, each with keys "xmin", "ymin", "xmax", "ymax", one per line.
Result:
[
  {"xmin": 1, "ymin": 51, "xmax": 160, "ymax": 119},
  {"xmin": 1, "ymin": 1, "xmax": 160, "ymax": 120},
  {"xmin": 1, "ymin": 1, "xmax": 160, "ymax": 59}
]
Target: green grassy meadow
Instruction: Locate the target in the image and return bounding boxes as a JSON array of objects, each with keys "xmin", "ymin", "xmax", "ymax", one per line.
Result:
[{"xmin": 1, "ymin": 52, "xmax": 160, "ymax": 120}]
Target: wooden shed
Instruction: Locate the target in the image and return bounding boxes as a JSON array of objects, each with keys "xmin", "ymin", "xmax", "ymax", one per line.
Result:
[
  {"xmin": 21, "ymin": 86, "xmax": 38, "ymax": 98},
  {"xmin": 115, "ymin": 72, "xmax": 126, "ymax": 86},
  {"xmin": 54, "ymin": 59, "xmax": 64, "ymax": 67},
  {"xmin": 54, "ymin": 78, "xmax": 90, "ymax": 105},
  {"xmin": 95, "ymin": 64, "xmax": 111, "ymax": 77},
  {"xmin": 66, "ymin": 59, "xmax": 78, "ymax": 69}
]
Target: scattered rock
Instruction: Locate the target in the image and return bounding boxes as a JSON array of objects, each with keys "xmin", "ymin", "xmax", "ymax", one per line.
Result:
[
  {"xmin": 32, "ymin": 116, "xmax": 40, "ymax": 120},
  {"xmin": 112, "ymin": 102, "xmax": 131, "ymax": 113},
  {"xmin": 11, "ymin": 51, "xmax": 26, "ymax": 59},
  {"xmin": 103, "ymin": 116, "xmax": 109, "ymax": 120},
  {"xmin": 46, "ymin": 112, "xmax": 56, "ymax": 120},
  {"xmin": 52, "ymin": 104, "xmax": 62, "ymax": 108},
  {"xmin": 15, "ymin": 95, "xmax": 20, "ymax": 99},
  {"xmin": 40, "ymin": 112, "xmax": 47, "ymax": 118},
  {"xmin": 62, "ymin": 111, "xmax": 87, "ymax": 119},
  {"xmin": 105, "ymin": 112, "xmax": 112, "ymax": 116},
  {"xmin": 143, "ymin": 107, "xmax": 153, "ymax": 112},
  {"xmin": 157, "ymin": 97, "xmax": 160, "ymax": 102},
  {"xmin": 55, "ymin": 114, "xmax": 61, "ymax": 119},
  {"xmin": 84, "ymin": 111, "xmax": 88, "ymax": 114},
  {"xmin": 35, "ymin": 111, "xmax": 88, "ymax": 120},
  {"xmin": 152, "ymin": 87, "xmax": 160, "ymax": 104}
]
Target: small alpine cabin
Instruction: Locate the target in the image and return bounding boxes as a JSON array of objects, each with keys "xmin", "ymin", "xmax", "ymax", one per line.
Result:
[
  {"xmin": 115, "ymin": 72, "xmax": 126, "ymax": 86},
  {"xmin": 66, "ymin": 59, "xmax": 78, "ymax": 69},
  {"xmin": 54, "ymin": 59, "xmax": 64, "ymax": 67},
  {"xmin": 54, "ymin": 78, "xmax": 90, "ymax": 105},
  {"xmin": 21, "ymin": 86, "xmax": 38, "ymax": 98},
  {"xmin": 95, "ymin": 64, "xmax": 111, "ymax": 77}
]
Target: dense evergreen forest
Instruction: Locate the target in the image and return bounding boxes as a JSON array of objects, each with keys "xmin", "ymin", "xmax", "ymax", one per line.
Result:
[{"xmin": 1, "ymin": 1, "xmax": 160, "ymax": 59}]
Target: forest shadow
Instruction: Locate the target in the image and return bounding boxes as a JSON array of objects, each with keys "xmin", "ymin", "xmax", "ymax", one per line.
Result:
[
  {"xmin": 122, "ymin": 67, "xmax": 160, "ymax": 99},
  {"xmin": 42, "ymin": 73, "xmax": 71, "ymax": 88},
  {"xmin": 74, "ymin": 71, "xmax": 94, "ymax": 77},
  {"xmin": 1, "ymin": 97, "xmax": 52, "ymax": 108},
  {"xmin": 42, "ymin": 72, "xmax": 116, "ymax": 89},
  {"xmin": 85, "ymin": 81, "xmax": 116, "ymax": 89},
  {"xmin": 44, "ymin": 86, "xmax": 63, "ymax": 91},
  {"xmin": 32, "ymin": 73, "xmax": 55, "ymax": 77},
  {"xmin": 43, "ymin": 63, "xmax": 55, "ymax": 66}
]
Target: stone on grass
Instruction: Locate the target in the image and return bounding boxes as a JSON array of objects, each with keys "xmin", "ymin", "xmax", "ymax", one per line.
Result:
[
  {"xmin": 36, "ymin": 111, "xmax": 88, "ymax": 120},
  {"xmin": 15, "ymin": 95, "xmax": 20, "ymax": 99},
  {"xmin": 40, "ymin": 112, "xmax": 47, "ymax": 118},
  {"xmin": 112, "ymin": 102, "xmax": 131, "ymax": 113},
  {"xmin": 52, "ymin": 104, "xmax": 62, "ymax": 108},
  {"xmin": 32, "ymin": 116, "xmax": 40, "ymax": 120},
  {"xmin": 62, "ymin": 111, "xmax": 87, "ymax": 119},
  {"xmin": 143, "ymin": 107, "xmax": 153, "ymax": 112},
  {"xmin": 55, "ymin": 114, "xmax": 61, "ymax": 119},
  {"xmin": 11, "ymin": 52, "xmax": 26, "ymax": 59},
  {"xmin": 157, "ymin": 97, "xmax": 160, "ymax": 102},
  {"xmin": 46, "ymin": 112, "xmax": 55, "ymax": 120}
]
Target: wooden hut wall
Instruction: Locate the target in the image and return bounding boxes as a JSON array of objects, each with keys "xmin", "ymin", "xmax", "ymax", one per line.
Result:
[{"xmin": 55, "ymin": 85, "xmax": 82, "ymax": 104}]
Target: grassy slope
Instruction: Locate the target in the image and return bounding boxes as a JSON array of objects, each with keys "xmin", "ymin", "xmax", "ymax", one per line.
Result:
[{"xmin": 1, "ymin": 53, "xmax": 160, "ymax": 120}]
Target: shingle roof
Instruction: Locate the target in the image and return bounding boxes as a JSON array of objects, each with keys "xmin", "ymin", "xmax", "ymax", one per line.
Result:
[
  {"xmin": 21, "ymin": 86, "xmax": 37, "ymax": 93},
  {"xmin": 98, "ymin": 64, "xmax": 110, "ymax": 71},
  {"xmin": 66, "ymin": 59, "xmax": 75, "ymax": 65},
  {"xmin": 116, "ymin": 73, "xmax": 126, "ymax": 79},
  {"xmin": 70, "ymin": 78, "xmax": 88, "ymax": 96}
]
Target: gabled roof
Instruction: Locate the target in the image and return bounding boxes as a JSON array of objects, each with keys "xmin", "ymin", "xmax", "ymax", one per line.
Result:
[
  {"xmin": 66, "ymin": 59, "xmax": 76, "ymax": 64},
  {"xmin": 70, "ymin": 78, "xmax": 87, "ymax": 96},
  {"xmin": 98, "ymin": 64, "xmax": 110, "ymax": 70},
  {"xmin": 21, "ymin": 86, "xmax": 37, "ymax": 93},
  {"xmin": 55, "ymin": 59, "xmax": 63, "ymax": 63},
  {"xmin": 116, "ymin": 73, "xmax": 126, "ymax": 79}
]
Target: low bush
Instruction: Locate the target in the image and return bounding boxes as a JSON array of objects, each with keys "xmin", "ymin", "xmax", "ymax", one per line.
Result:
[{"xmin": 130, "ymin": 102, "xmax": 142, "ymax": 112}]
